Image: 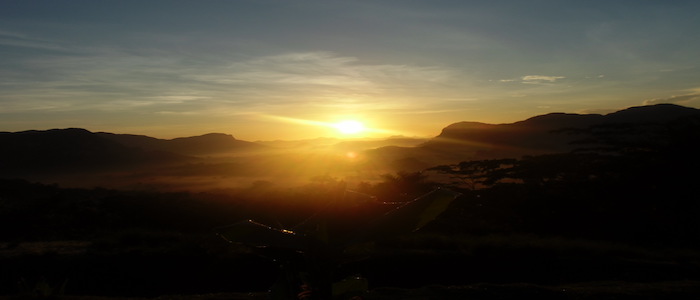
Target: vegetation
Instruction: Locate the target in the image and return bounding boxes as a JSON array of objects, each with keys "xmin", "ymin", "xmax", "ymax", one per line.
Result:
[{"xmin": 428, "ymin": 115, "xmax": 700, "ymax": 246}]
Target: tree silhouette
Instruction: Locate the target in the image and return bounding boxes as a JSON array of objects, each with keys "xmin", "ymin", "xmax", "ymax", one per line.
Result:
[
  {"xmin": 427, "ymin": 115, "xmax": 700, "ymax": 244},
  {"xmin": 358, "ymin": 171, "xmax": 435, "ymax": 202}
]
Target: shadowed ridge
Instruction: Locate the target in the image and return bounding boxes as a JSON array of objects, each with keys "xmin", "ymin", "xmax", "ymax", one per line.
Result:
[
  {"xmin": 439, "ymin": 121, "xmax": 496, "ymax": 131},
  {"xmin": 418, "ymin": 114, "xmax": 598, "ymax": 160},
  {"xmin": 426, "ymin": 104, "xmax": 700, "ymax": 156},
  {"xmin": 425, "ymin": 114, "xmax": 602, "ymax": 148},
  {"xmin": 0, "ymin": 128, "xmax": 187, "ymax": 174},
  {"xmin": 97, "ymin": 132, "xmax": 267, "ymax": 156},
  {"xmin": 370, "ymin": 104, "xmax": 700, "ymax": 165},
  {"xmin": 513, "ymin": 112, "xmax": 604, "ymax": 128},
  {"xmin": 167, "ymin": 133, "xmax": 266, "ymax": 155},
  {"xmin": 423, "ymin": 122, "xmax": 494, "ymax": 146},
  {"xmin": 604, "ymin": 103, "xmax": 700, "ymax": 123}
]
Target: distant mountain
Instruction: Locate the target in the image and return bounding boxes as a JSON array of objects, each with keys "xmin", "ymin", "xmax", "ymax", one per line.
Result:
[
  {"xmin": 96, "ymin": 132, "xmax": 266, "ymax": 156},
  {"xmin": 330, "ymin": 136, "xmax": 429, "ymax": 151},
  {"xmin": 3, "ymin": 104, "xmax": 699, "ymax": 179},
  {"xmin": 0, "ymin": 129, "xmax": 267, "ymax": 177},
  {"xmin": 604, "ymin": 103, "xmax": 700, "ymax": 123},
  {"xmin": 421, "ymin": 113, "xmax": 605, "ymax": 159},
  {"xmin": 256, "ymin": 136, "xmax": 428, "ymax": 151},
  {"xmin": 0, "ymin": 128, "xmax": 186, "ymax": 174},
  {"xmin": 369, "ymin": 104, "xmax": 700, "ymax": 167}
]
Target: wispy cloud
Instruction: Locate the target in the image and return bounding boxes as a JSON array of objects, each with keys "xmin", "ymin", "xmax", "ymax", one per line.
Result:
[
  {"xmin": 0, "ymin": 49, "xmax": 459, "ymax": 116},
  {"xmin": 188, "ymin": 51, "xmax": 454, "ymax": 91},
  {"xmin": 643, "ymin": 92, "xmax": 700, "ymax": 106},
  {"xmin": 147, "ymin": 95, "xmax": 211, "ymax": 103},
  {"xmin": 498, "ymin": 75, "xmax": 566, "ymax": 84},
  {"xmin": 521, "ymin": 75, "xmax": 566, "ymax": 83},
  {"xmin": 173, "ymin": 51, "xmax": 459, "ymax": 112},
  {"xmin": 0, "ymin": 30, "xmax": 69, "ymax": 52}
]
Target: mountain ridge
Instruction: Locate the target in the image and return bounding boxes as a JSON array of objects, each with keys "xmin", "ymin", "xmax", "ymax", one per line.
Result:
[
  {"xmin": 370, "ymin": 103, "xmax": 700, "ymax": 166},
  {"xmin": 2, "ymin": 103, "xmax": 699, "ymax": 178},
  {"xmin": 95, "ymin": 131, "xmax": 266, "ymax": 156}
]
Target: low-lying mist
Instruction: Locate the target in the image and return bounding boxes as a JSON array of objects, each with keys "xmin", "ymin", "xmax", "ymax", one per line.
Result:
[{"xmin": 23, "ymin": 146, "xmax": 420, "ymax": 193}]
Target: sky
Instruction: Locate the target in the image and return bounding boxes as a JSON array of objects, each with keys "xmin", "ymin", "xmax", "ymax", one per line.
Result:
[{"xmin": 1, "ymin": 0, "xmax": 699, "ymax": 141}]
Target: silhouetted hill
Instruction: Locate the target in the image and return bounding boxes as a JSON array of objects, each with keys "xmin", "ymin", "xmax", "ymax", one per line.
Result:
[
  {"xmin": 331, "ymin": 136, "xmax": 428, "ymax": 152},
  {"xmin": 369, "ymin": 104, "xmax": 700, "ymax": 166},
  {"xmin": 0, "ymin": 128, "xmax": 187, "ymax": 174},
  {"xmin": 0, "ymin": 129, "xmax": 268, "ymax": 174},
  {"xmin": 97, "ymin": 132, "xmax": 267, "ymax": 156},
  {"xmin": 424, "ymin": 113, "xmax": 604, "ymax": 158},
  {"xmin": 255, "ymin": 136, "xmax": 427, "ymax": 151},
  {"xmin": 605, "ymin": 103, "xmax": 700, "ymax": 123},
  {"xmin": 3, "ymin": 104, "xmax": 699, "ymax": 182}
]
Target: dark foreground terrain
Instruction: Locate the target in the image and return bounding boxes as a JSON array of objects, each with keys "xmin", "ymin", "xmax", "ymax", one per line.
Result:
[
  {"xmin": 3, "ymin": 105, "xmax": 700, "ymax": 299},
  {"xmin": 3, "ymin": 280, "xmax": 700, "ymax": 299},
  {"xmin": 2, "ymin": 173, "xmax": 700, "ymax": 299}
]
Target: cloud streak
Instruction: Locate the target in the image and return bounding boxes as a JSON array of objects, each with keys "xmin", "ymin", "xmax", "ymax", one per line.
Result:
[
  {"xmin": 188, "ymin": 51, "xmax": 455, "ymax": 92},
  {"xmin": 643, "ymin": 93, "xmax": 700, "ymax": 106},
  {"xmin": 1, "ymin": 49, "xmax": 459, "ymax": 116},
  {"xmin": 521, "ymin": 75, "xmax": 566, "ymax": 83},
  {"xmin": 499, "ymin": 75, "xmax": 567, "ymax": 84},
  {"xmin": 0, "ymin": 30, "xmax": 70, "ymax": 52}
]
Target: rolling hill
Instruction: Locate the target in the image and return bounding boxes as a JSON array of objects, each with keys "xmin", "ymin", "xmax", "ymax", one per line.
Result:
[
  {"xmin": 368, "ymin": 103, "xmax": 700, "ymax": 167},
  {"xmin": 1, "ymin": 103, "xmax": 699, "ymax": 184},
  {"xmin": 0, "ymin": 129, "xmax": 266, "ymax": 176}
]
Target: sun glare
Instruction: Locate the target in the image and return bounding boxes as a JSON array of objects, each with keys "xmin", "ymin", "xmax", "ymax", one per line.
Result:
[{"xmin": 334, "ymin": 120, "xmax": 365, "ymax": 135}]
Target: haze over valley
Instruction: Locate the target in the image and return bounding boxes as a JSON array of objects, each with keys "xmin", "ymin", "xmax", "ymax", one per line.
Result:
[{"xmin": 2, "ymin": 103, "xmax": 698, "ymax": 191}]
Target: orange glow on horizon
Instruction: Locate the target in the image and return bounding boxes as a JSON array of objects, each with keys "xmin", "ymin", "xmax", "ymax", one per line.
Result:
[
  {"xmin": 257, "ymin": 114, "xmax": 400, "ymax": 139},
  {"xmin": 334, "ymin": 120, "xmax": 365, "ymax": 135}
]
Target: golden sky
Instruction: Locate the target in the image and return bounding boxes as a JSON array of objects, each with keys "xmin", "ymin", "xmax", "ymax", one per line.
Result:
[{"xmin": 2, "ymin": 1, "xmax": 700, "ymax": 140}]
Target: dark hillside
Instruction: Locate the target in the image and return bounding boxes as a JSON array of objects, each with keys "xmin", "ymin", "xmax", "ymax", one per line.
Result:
[
  {"xmin": 2, "ymin": 105, "xmax": 700, "ymax": 298},
  {"xmin": 97, "ymin": 132, "xmax": 267, "ymax": 156},
  {"xmin": 605, "ymin": 103, "xmax": 700, "ymax": 123},
  {"xmin": 428, "ymin": 113, "xmax": 700, "ymax": 246},
  {"xmin": 2, "ymin": 112, "xmax": 700, "ymax": 297},
  {"xmin": 0, "ymin": 129, "xmax": 185, "ymax": 174},
  {"xmin": 374, "ymin": 104, "xmax": 700, "ymax": 165}
]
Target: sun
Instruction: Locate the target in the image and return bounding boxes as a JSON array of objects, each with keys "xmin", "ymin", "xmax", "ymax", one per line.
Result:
[{"xmin": 334, "ymin": 120, "xmax": 365, "ymax": 135}]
